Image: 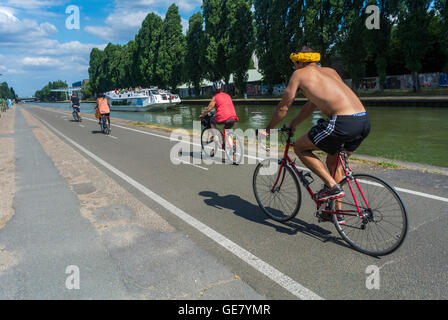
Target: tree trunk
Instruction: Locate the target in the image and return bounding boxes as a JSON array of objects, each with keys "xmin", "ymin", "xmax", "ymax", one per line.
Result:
[{"xmin": 412, "ymin": 72, "xmax": 420, "ymax": 92}]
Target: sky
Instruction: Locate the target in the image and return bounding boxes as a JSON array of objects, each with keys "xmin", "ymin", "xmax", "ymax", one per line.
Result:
[{"xmin": 0, "ymin": 0, "xmax": 202, "ymax": 97}]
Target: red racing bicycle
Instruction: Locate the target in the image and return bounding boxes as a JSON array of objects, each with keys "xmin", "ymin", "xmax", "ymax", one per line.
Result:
[{"xmin": 253, "ymin": 126, "xmax": 408, "ymax": 256}]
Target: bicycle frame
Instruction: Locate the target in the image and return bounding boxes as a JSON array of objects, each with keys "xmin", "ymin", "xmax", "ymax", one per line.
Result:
[
  {"xmin": 271, "ymin": 131, "xmax": 372, "ymax": 218},
  {"xmin": 101, "ymin": 114, "xmax": 109, "ymax": 124},
  {"xmin": 204, "ymin": 124, "xmax": 232, "ymax": 149}
]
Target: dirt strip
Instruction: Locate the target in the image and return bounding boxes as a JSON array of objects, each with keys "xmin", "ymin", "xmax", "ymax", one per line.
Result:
[
  {"xmin": 0, "ymin": 107, "xmax": 15, "ymax": 230},
  {"xmin": 19, "ymin": 108, "xmax": 248, "ymax": 299},
  {"xmin": 21, "ymin": 108, "xmax": 173, "ymax": 234},
  {"xmin": 0, "ymin": 107, "xmax": 18, "ymax": 274}
]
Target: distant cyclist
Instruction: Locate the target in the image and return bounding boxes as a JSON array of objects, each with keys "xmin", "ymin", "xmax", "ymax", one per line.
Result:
[
  {"xmin": 96, "ymin": 93, "xmax": 111, "ymax": 129},
  {"xmin": 199, "ymin": 80, "xmax": 239, "ymax": 130},
  {"xmin": 70, "ymin": 92, "xmax": 81, "ymax": 117}
]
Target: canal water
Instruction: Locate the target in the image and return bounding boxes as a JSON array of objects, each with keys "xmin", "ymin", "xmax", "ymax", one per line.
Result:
[{"xmin": 32, "ymin": 102, "xmax": 448, "ymax": 168}]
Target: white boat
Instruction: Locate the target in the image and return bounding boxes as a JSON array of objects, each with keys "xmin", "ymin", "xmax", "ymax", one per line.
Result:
[{"xmin": 105, "ymin": 87, "xmax": 181, "ymax": 112}]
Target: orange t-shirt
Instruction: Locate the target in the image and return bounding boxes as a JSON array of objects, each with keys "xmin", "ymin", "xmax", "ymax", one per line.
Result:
[{"xmin": 97, "ymin": 98, "xmax": 110, "ymax": 114}]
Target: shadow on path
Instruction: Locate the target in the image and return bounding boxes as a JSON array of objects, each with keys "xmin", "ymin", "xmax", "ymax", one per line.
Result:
[{"xmin": 198, "ymin": 191, "xmax": 351, "ymax": 249}]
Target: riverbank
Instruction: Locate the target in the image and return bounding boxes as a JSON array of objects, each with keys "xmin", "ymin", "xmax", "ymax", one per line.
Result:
[
  {"xmin": 26, "ymin": 104, "xmax": 448, "ymax": 175},
  {"xmin": 182, "ymin": 95, "xmax": 448, "ymax": 107}
]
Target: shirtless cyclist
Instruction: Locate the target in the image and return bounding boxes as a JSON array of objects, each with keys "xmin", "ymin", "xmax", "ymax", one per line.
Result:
[{"xmin": 263, "ymin": 46, "xmax": 371, "ymax": 203}]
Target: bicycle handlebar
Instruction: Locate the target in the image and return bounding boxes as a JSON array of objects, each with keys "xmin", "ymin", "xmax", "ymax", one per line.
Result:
[{"xmin": 256, "ymin": 125, "xmax": 294, "ymax": 138}]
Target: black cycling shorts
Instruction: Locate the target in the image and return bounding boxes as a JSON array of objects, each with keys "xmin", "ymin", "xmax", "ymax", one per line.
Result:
[
  {"xmin": 308, "ymin": 113, "xmax": 371, "ymax": 155},
  {"xmin": 210, "ymin": 116, "xmax": 236, "ymax": 129}
]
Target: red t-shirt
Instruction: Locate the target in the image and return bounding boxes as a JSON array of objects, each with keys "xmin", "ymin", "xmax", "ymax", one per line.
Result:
[{"xmin": 214, "ymin": 92, "xmax": 238, "ymax": 123}]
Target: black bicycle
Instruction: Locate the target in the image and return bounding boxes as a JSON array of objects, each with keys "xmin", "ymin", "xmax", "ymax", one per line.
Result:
[
  {"xmin": 99, "ymin": 114, "xmax": 110, "ymax": 135},
  {"xmin": 72, "ymin": 106, "xmax": 81, "ymax": 122}
]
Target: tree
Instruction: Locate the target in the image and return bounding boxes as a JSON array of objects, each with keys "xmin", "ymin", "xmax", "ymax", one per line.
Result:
[
  {"xmin": 364, "ymin": 0, "xmax": 400, "ymax": 92},
  {"xmin": 156, "ymin": 4, "xmax": 186, "ymax": 91},
  {"xmin": 337, "ymin": 0, "xmax": 368, "ymax": 92},
  {"xmin": 396, "ymin": 0, "xmax": 433, "ymax": 92},
  {"xmin": 135, "ymin": 13, "xmax": 163, "ymax": 87},
  {"xmin": 88, "ymin": 48, "xmax": 108, "ymax": 93},
  {"xmin": 81, "ymin": 80, "xmax": 93, "ymax": 99},
  {"xmin": 435, "ymin": 0, "xmax": 448, "ymax": 72},
  {"xmin": 0, "ymin": 82, "xmax": 16, "ymax": 99},
  {"xmin": 227, "ymin": 0, "xmax": 255, "ymax": 95},
  {"xmin": 202, "ymin": 0, "xmax": 232, "ymax": 82},
  {"xmin": 254, "ymin": 0, "xmax": 305, "ymax": 94},
  {"xmin": 122, "ymin": 41, "xmax": 140, "ymax": 88},
  {"xmin": 185, "ymin": 12, "xmax": 205, "ymax": 96},
  {"xmin": 34, "ymin": 81, "xmax": 68, "ymax": 101},
  {"xmin": 302, "ymin": 0, "xmax": 344, "ymax": 65},
  {"xmin": 104, "ymin": 43, "xmax": 125, "ymax": 89}
]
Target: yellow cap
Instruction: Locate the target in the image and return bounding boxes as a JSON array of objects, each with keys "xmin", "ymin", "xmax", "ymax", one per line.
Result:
[{"xmin": 290, "ymin": 52, "xmax": 321, "ymax": 63}]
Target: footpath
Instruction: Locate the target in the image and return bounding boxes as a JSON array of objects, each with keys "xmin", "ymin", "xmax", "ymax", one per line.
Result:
[{"xmin": 0, "ymin": 106, "xmax": 264, "ymax": 300}]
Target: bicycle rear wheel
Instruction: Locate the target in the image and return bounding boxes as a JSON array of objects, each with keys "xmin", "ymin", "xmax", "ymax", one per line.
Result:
[
  {"xmin": 104, "ymin": 120, "xmax": 110, "ymax": 135},
  {"xmin": 253, "ymin": 158, "xmax": 301, "ymax": 222},
  {"xmin": 332, "ymin": 174, "xmax": 408, "ymax": 256}
]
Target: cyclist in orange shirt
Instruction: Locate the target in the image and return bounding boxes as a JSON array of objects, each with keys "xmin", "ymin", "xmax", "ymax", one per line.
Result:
[{"xmin": 96, "ymin": 93, "xmax": 111, "ymax": 128}]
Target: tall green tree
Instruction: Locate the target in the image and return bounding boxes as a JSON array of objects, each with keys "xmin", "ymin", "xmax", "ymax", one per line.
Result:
[
  {"xmin": 364, "ymin": 0, "xmax": 400, "ymax": 91},
  {"xmin": 135, "ymin": 13, "xmax": 163, "ymax": 87},
  {"xmin": 34, "ymin": 80, "xmax": 67, "ymax": 101},
  {"xmin": 435, "ymin": 0, "xmax": 448, "ymax": 72},
  {"xmin": 185, "ymin": 12, "xmax": 205, "ymax": 96},
  {"xmin": 202, "ymin": 0, "xmax": 232, "ymax": 82},
  {"xmin": 122, "ymin": 41, "xmax": 140, "ymax": 87},
  {"xmin": 254, "ymin": 0, "xmax": 305, "ymax": 94},
  {"xmin": 396, "ymin": 0, "xmax": 433, "ymax": 91},
  {"xmin": 81, "ymin": 80, "xmax": 93, "ymax": 99},
  {"xmin": 254, "ymin": 0, "xmax": 277, "ymax": 93},
  {"xmin": 88, "ymin": 48, "xmax": 108, "ymax": 93},
  {"xmin": 156, "ymin": 4, "xmax": 186, "ymax": 91},
  {"xmin": 302, "ymin": 0, "xmax": 344, "ymax": 65},
  {"xmin": 227, "ymin": 0, "xmax": 255, "ymax": 95},
  {"xmin": 0, "ymin": 82, "xmax": 17, "ymax": 99},
  {"xmin": 104, "ymin": 43, "xmax": 125, "ymax": 89},
  {"xmin": 337, "ymin": 0, "xmax": 368, "ymax": 92}
]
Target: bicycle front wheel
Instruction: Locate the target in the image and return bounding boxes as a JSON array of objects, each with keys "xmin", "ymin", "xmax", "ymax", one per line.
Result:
[
  {"xmin": 201, "ymin": 128, "xmax": 221, "ymax": 159},
  {"xmin": 224, "ymin": 132, "xmax": 243, "ymax": 164},
  {"xmin": 253, "ymin": 158, "xmax": 301, "ymax": 222},
  {"xmin": 333, "ymin": 174, "xmax": 408, "ymax": 256}
]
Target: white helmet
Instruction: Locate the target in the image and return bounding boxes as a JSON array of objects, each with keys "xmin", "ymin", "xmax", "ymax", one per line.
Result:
[{"xmin": 213, "ymin": 80, "xmax": 224, "ymax": 90}]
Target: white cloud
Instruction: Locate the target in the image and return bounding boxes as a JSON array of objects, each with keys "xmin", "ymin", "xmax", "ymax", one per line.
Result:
[
  {"xmin": 114, "ymin": 0, "xmax": 202, "ymax": 13},
  {"xmin": 22, "ymin": 56, "xmax": 61, "ymax": 67},
  {"xmin": 0, "ymin": 6, "xmax": 19, "ymax": 22},
  {"xmin": 84, "ymin": 0, "xmax": 200, "ymax": 41},
  {"xmin": 0, "ymin": 6, "xmax": 58, "ymax": 44},
  {"xmin": 33, "ymin": 39, "xmax": 106, "ymax": 56},
  {"xmin": 2, "ymin": 0, "xmax": 66, "ymax": 10},
  {"xmin": 85, "ymin": 10, "xmax": 154, "ymax": 42}
]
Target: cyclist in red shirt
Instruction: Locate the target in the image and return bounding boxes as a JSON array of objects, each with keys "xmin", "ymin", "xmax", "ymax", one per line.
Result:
[{"xmin": 199, "ymin": 80, "xmax": 239, "ymax": 129}]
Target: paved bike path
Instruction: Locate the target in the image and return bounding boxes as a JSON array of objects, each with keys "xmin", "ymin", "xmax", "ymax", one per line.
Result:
[
  {"xmin": 23, "ymin": 105, "xmax": 448, "ymax": 300},
  {"xmin": 0, "ymin": 107, "xmax": 264, "ymax": 300}
]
